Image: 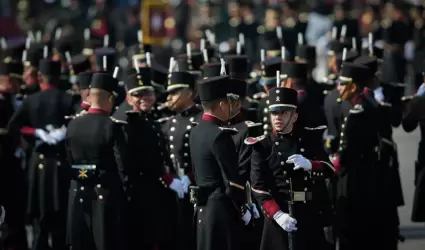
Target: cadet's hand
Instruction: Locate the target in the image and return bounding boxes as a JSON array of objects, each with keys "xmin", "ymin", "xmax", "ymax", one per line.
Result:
[
  {"xmin": 35, "ymin": 129, "xmax": 57, "ymax": 145},
  {"xmin": 273, "ymin": 210, "xmax": 297, "ymax": 232},
  {"xmin": 181, "ymin": 175, "xmax": 191, "ymax": 193},
  {"xmin": 169, "ymin": 179, "xmax": 185, "ymax": 199},
  {"xmin": 286, "ymin": 154, "xmax": 312, "ymax": 171},
  {"xmin": 0, "ymin": 206, "xmax": 5, "ymax": 226},
  {"xmin": 249, "ymin": 204, "xmax": 261, "ymax": 219},
  {"xmin": 374, "ymin": 87, "xmax": 385, "ymax": 102},
  {"xmin": 49, "ymin": 126, "xmax": 67, "ymax": 142},
  {"xmin": 241, "ymin": 209, "xmax": 252, "ymax": 225},
  {"xmin": 416, "ymin": 83, "xmax": 425, "ymax": 96}
]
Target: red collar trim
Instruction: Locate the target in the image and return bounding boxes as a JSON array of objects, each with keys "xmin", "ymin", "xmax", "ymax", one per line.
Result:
[
  {"xmin": 40, "ymin": 84, "xmax": 55, "ymax": 91},
  {"xmin": 80, "ymin": 102, "xmax": 91, "ymax": 110},
  {"xmin": 202, "ymin": 113, "xmax": 224, "ymax": 125},
  {"xmin": 88, "ymin": 108, "xmax": 109, "ymax": 115},
  {"xmin": 351, "ymin": 88, "xmax": 370, "ymax": 104},
  {"xmin": 297, "ymin": 90, "xmax": 305, "ymax": 96}
]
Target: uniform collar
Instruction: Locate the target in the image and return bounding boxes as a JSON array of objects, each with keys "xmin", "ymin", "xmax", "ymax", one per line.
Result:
[
  {"xmin": 272, "ymin": 130, "xmax": 293, "ymax": 140},
  {"xmin": 88, "ymin": 108, "xmax": 109, "ymax": 115},
  {"xmin": 350, "ymin": 88, "xmax": 370, "ymax": 105},
  {"xmin": 80, "ymin": 101, "xmax": 90, "ymax": 110},
  {"xmin": 40, "ymin": 83, "xmax": 55, "ymax": 92},
  {"xmin": 202, "ymin": 113, "xmax": 225, "ymax": 126},
  {"xmin": 180, "ymin": 104, "xmax": 199, "ymax": 116}
]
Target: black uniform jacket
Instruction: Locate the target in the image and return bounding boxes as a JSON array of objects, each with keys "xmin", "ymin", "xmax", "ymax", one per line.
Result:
[
  {"xmin": 65, "ymin": 108, "xmax": 128, "ymax": 250},
  {"xmin": 402, "ymin": 95, "xmax": 425, "ymax": 222},
  {"xmin": 189, "ymin": 114, "xmax": 246, "ymax": 210},
  {"xmin": 249, "ymin": 129, "xmax": 334, "ymax": 220},
  {"xmin": 162, "ymin": 105, "xmax": 203, "ymax": 179}
]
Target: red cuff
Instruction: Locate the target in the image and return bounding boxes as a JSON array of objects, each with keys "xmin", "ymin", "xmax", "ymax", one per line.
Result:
[
  {"xmin": 263, "ymin": 200, "xmax": 280, "ymax": 218},
  {"xmin": 161, "ymin": 173, "xmax": 176, "ymax": 186},
  {"xmin": 310, "ymin": 160, "xmax": 323, "ymax": 171},
  {"xmin": 331, "ymin": 155, "xmax": 341, "ymax": 173},
  {"xmin": 187, "ymin": 171, "xmax": 195, "ymax": 184},
  {"xmin": 20, "ymin": 126, "xmax": 35, "ymax": 135}
]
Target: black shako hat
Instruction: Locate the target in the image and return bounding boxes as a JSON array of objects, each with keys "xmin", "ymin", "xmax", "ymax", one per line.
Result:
[
  {"xmin": 71, "ymin": 55, "xmax": 91, "ymax": 75},
  {"xmin": 23, "ymin": 45, "xmax": 44, "ymax": 68},
  {"xmin": 335, "ymin": 50, "xmax": 359, "ymax": 67},
  {"xmin": 39, "ymin": 59, "xmax": 61, "ymax": 76},
  {"xmin": 268, "ymin": 87, "xmax": 298, "ymax": 112},
  {"xmin": 0, "ymin": 60, "xmax": 24, "ymax": 78},
  {"xmin": 281, "ymin": 62, "xmax": 308, "ymax": 79},
  {"xmin": 353, "ymin": 56, "xmax": 379, "ymax": 76},
  {"xmin": 166, "ymin": 71, "xmax": 196, "ymax": 92},
  {"xmin": 77, "ymin": 72, "xmax": 93, "ymax": 90},
  {"xmin": 94, "ymin": 47, "xmax": 116, "ymax": 73},
  {"xmin": 201, "ymin": 63, "xmax": 228, "ymax": 79},
  {"xmin": 295, "ymin": 45, "xmax": 316, "ymax": 62},
  {"xmin": 90, "ymin": 71, "xmax": 118, "ymax": 95},
  {"xmin": 176, "ymin": 53, "xmax": 204, "ymax": 72},
  {"xmin": 338, "ymin": 62, "xmax": 371, "ymax": 87},
  {"xmin": 228, "ymin": 78, "xmax": 247, "ymax": 98},
  {"xmin": 225, "ymin": 55, "xmax": 249, "ymax": 79},
  {"xmin": 198, "ymin": 75, "xmax": 231, "ymax": 102},
  {"xmin": 260, "ymin": 57, "xmax": 281, "ymax": 86},
  {"xmin": 125, "ymin": 67, "xmax": 154, "ymax": 95}
]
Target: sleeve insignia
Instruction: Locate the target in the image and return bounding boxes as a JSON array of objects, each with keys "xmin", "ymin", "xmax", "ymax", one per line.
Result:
[
  {"xmin": 244, "ymin": 135, "xmax": 266, "ymax": 145},
  {"xmin": 349, "ymin": 104, "xmax": 364, "ymax": 114},
  {"xmin": 110, "ymin": 117, "xmax": 128, "ymax": 124},
  {"xmin": 304, "ymin": 125, "xmax": 327, "ymax": 131},
  {"xmin": 245, "ymin": 121, "xmax": 262, "ymax": 128}
]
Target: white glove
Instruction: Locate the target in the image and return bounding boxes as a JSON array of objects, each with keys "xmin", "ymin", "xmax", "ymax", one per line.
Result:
[
  {"xmin": 49, "ymin": 127, "xmax": 67, "ymax": 142},
  {"xmin": 250, "ymin": 204, "xmax": 261, "ymax": 219},
  {"xmin": 286, "ymin": 154, "xmax": 312, "ymax": 171},
  {"xmin": 374, "ymin": 87, "xmax": 385, "ymax": 102},
  {"xmin": 35, "ymin": 129, "xmax": 57, "ymax": 145},
  {"xmin": 273, "ymin": 210, "xmax": 297, "ymax": 232},
  {"xmin": 242, "ymin": 209, "xmax": 252, "ymax": 225},
  {"xmin": 416, "ymin": 83, "xmax": 425, "ymax": 96},
  {"xmin": 169, "ymin": 178, "xmax": 185, "ymax": 199},
  {"xmin": 181, "ymin": 175, "xmax": 191, "ymax": 194},
  {"xmin": 0, "ymin": 206, "xmax": 5, "ymax": 226}
]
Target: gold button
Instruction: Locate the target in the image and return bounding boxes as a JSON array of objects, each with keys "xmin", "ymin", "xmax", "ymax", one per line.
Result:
[
  {"xmin": 39, "ymin": 154, "xmax": 44, "ymax": 160},
  {"xmin": 38, "ymin": 164, "xmax": 44, "ymax": 170}
]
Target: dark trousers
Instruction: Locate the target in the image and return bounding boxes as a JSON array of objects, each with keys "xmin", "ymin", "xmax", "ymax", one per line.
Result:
[{"xmin": 32, "ymin": 212, "xmax": 66, "ymax": 250}]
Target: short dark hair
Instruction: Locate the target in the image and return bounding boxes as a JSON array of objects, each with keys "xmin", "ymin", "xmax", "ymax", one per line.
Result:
[{"xmin": 201, "ymin": 98, "xmax": 227, "ymax": 110}]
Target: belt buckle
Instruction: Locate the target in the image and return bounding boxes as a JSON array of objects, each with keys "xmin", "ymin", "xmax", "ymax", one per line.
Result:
[{"xmin": 292, "ymin": 191, "xmax": 306, "ymax": 202}]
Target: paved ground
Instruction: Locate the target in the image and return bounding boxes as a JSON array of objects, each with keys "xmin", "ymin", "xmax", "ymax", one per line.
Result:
[{"xmin": 393, "ymin": 127, "xmax": 425, "ymax": 250}]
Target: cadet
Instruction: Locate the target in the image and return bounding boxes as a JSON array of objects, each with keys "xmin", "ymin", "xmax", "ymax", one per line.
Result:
[
  {"xmin": 65, "ymin": 71, "xmax": 128, "ymax": 250},
  {"xmin": 22, "ymin": 45, "xmax": 44, "ymax": 95},
  {"xmin": 7, "ymin": 59, "xmax": 75, "ymax": 250},
  {"xmin": 121, "ymin": 70, "xmax": 183, "ymax": 250},
  {"xmin": 73, "ymin": 71, "xmax": 93, "ymax": 114},
  {"xmin": 189, "ymin": 75, "xmax": 252, "ymax": 250},
  {"xmin": 333, "ymin": 63, "xmax": 386, "ymax": 250},
  {"xmin": 402, "ymin": 83, "xmax": 425, "ymax": 223},
  {"xmin": 250, "ymin": 87, "xmax": 334, "ymax": 250},
  {"xmin": 0, "ymin": 60, "xmax": 28, "ymax": 250}
]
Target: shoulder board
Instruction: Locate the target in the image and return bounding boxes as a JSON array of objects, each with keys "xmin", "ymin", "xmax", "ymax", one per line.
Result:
[
  {"xmin": 125, "ymin": 110, "xmax": 139, "ymax": 114},
  {"xmin": 349, "ymin": 104, "xmax": 364, "ymax": 114},
  {"xmin": 245, "ymin": 121, "xmax": 262, "ymax": 128},
  {"xmin": 156, "ymin": 117, "xmax": 171, "ymax": 123},
  {"xmin": 219, "ymin": 127, "xmax": 238, "ymax": 133},
  {"xmin": 229, "ymin": 17, "xmax": 240, "ymax": 27},
  {"xmin": 256, "ymin": 25, "xmax": 265, "ymax": 34},
  {"xmin": 379, "ymin": 102, "xmax": 392, "ymax": 107},
  {"xmin": 244, "ymin": 135, "xmax": 266, "ymax": 145},
  {"xmin": 284, "ymin": 18, "xmax": 296, "ymax": 28},
  {"xmin": 191, "ymin": 121, "xmax": 199, "ymax": 126},
  {"xmin": 65, "ymin": 115, "xmax": 75, "ymax": 120},
  {"xmin": 401, "ymin": 95, "xmax": 415, "ymax": 102},
  {"xmin": 390, "ymin": 82, "xmax": 406, "ymax": 88},
  {"xmin": 304, "ymin": 125, "xmax": 327, "ymax": 131},
  {"xmin": 110, "ymin": 117, "xmax": 128, "ymax": 124}
]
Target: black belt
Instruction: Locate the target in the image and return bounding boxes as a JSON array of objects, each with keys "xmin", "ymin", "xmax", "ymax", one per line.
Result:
[
  {"xmin": 71, "ymin": 164, "xmax": 98, "ymax": 182},
  {"xmin": 189, "ymin": 186, "xmax": 224, "ymax": 206}
]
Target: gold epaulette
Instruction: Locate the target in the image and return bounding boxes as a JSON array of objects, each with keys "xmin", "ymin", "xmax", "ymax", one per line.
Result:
[
  {"xmin": 349, "ymin": 104, "xmax": 364, "ymax": 114},
  {"xmin": 245, "ymin": 121, "xmax": 262, "ymax": 128},
  {"xmin": 304, "ymin": 125, "xmax": 327, "ymax": 131}
]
